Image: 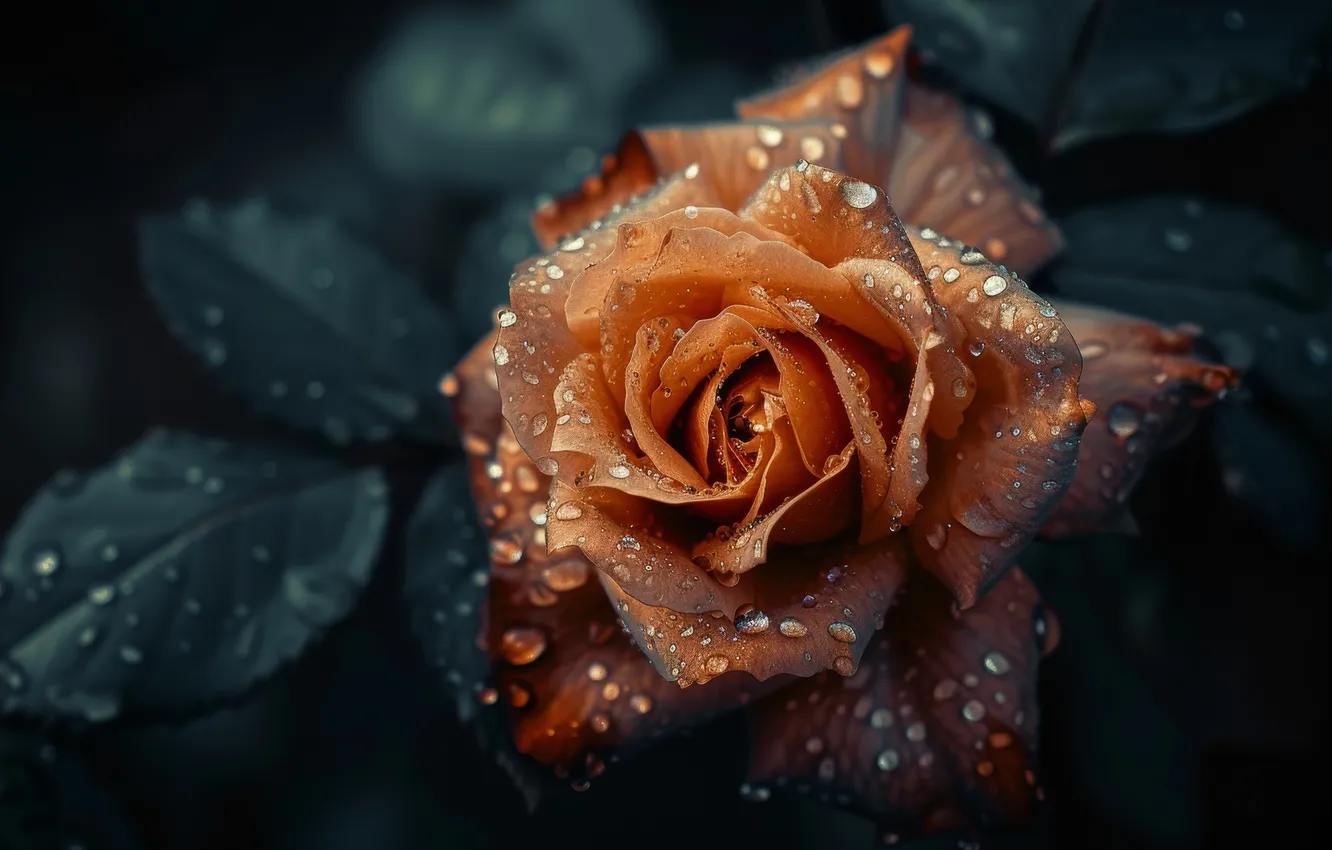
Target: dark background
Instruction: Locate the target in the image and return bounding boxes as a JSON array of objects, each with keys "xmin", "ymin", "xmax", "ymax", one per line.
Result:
[{"xmin": 1, "ymin": 1, "xmax": 1328, "ymax": 848}]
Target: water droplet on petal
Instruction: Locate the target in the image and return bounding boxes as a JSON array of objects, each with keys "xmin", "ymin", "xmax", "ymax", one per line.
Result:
[{"xmin": 499, "ymin": 626, "xmax": 547, "ymax": 665}]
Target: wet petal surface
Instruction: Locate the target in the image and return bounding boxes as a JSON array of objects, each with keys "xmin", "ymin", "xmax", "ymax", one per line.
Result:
[
  {"xmin": 1041, "ymin": 300, "xmax": 1238, "ymax": 537},
  {"xmin": 745, "ymin": 568, "xmax": 1057, "ymax": 838}
]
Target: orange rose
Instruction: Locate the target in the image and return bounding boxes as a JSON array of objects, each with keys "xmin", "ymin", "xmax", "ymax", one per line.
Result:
[{"xmin": 440, "ymin": 27, "xmax": 1235, "ymax": 837}]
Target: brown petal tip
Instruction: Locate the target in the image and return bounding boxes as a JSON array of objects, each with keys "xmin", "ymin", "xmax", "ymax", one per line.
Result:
[
  {"xmin": 744, "ymin": 568, "xmax": 1053, "ymax": 837},
  {"xmin": 1042, "ymin": 300, "xmax": 1241, "ymax": 537}
]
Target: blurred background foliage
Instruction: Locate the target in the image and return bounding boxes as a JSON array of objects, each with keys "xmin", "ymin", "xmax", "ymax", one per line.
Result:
[{"xmin": 1, "ymin": 1, "xmax": 1328, "ymax": 848}]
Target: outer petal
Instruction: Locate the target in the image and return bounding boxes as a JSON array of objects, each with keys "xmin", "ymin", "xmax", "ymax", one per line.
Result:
[
  {"xmin": 599, "ymin": 523, "xmax": 912, "ymax": 686},
  {"xmin": 906, "ymin": 229, "xmax": 1092, "ymax": 607},
  {"xmin": 530, "ymin": 131, "xmax": 660, "ymax": 251},
  {"xmin": 736, "ymin": 27, "xmax": 1061, "ymax": 276},
  {"xmin": 495, "ymin": 169, "xmax": 722, "ymax": 479},
  {"xmin": 739, "ymin": 162, "xmax": 974, "ymax": 437},
  {"xmin": 1041, "ymin": 300, "xmax": 1238, "ymax": 537},
  {"xmin": 443, "ymin": 335, "xmax": 775, "ymax": 781},
  {"xmin": 736, "ymin": 27, "xmax": 912, "ymax": 186},
  {"xmin": 640, "ymin": 122, "xmax": 850, "ymax": 212},
  {"xmin": 887, "ymin": 85, "xmax": 1062, "ymax": 277},
  {"xmin": 744, "ymin": 568, "xmax": 1057, "ymax": 839}
]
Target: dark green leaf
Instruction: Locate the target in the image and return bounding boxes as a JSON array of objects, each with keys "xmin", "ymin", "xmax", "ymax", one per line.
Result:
[
  {"xmin": 0, "ymin": 429, "xmax": 388, "ymax": 722},
  {"xmin": 885, "ymin": 0, "xmax": 1329, "ymax": 149},
  {"xmin": 1051, "ymin": 196, "xmax": 1332, "ymax": 439},
  {"xmin": 402, "ymin": 464, "xmax": 543, "ymax": 810},
  {"xmin": 139, "ymin": 199, "xmax": 460, "ymax": 446},
  {"xmin": 1050, "ymin": 196, "xmax": 1331, "ymax": 548},
  {"xmin": 883, "ymin": 0, "xmax": 1097, "ymax": 129},
  {"xmin": 0, "ymin": 728, "xmax": 141, "ymax": 850},
  {"xmin": 1053, "ymin": 1, "xmax": 1330, "ymax": 150}
]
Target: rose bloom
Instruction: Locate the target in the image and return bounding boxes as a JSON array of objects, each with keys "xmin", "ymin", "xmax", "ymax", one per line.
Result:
[{"xmin": 440, "ymin": 27, "xmax": 1236, "ymax": 839}]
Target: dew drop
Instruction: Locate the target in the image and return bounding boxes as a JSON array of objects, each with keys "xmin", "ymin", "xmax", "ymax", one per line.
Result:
[
  {"xmin": 735, "ymin": 607, "xmax": 772, "ymax": 635},
  {"xmin": 499, "ymin": 626, "xmax": 548, "ymax": 666},
  {"xmin": 1106, "ymin": 402, "xmax": 1143, "ymax": 438},
  {"xmin": 87, "ymin": 585, "xmax": 116, "ymax": 606},
  {"xmin": 827, "ymin": 622, "xmax": 857, "ymax": 643},
  {"xmin": 839, "ymin": 180, "xmax": 878, "ymax": 209},
  {"xmin": 875, "ymin": 749, "xmax": 901, "ymax": 772},
  {"xmin": 982, "ymin": 275, "xmax": 1007, "ymax": 296},
  {"xmin": 983, "ymin": 650, "xmax": 1011, "ymax": 675},
  {"xmin": 542, "ymin": 558, "xmax": 589, "ymax": 591},
  {"xmin": 778, "ymin": 617, "xmax": 809, "ymax": 638},
  {"xmin": 554, "ymin": 501, "xmax": 584, "ymax": 520},
  {"xmin": 705, "ymin": 655, "xmax": 731, "ymax": 675},
  {"xmin": 31, "ymin": 549, "xmax": 60, "ymax": 577},
  {"xmin": 961, "ymin": 699, "xmax": 987, "ymax": 722}
]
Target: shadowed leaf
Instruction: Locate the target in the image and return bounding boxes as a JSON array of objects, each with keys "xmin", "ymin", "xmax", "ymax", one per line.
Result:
[
  {"xmin": 0, "ymin": 429, "xmax": 388, "ymax": 722},
  {"xmin": 139, "ymin": 199, "xmax": 460, "ymax": 446},
  {"xmin": 0, "ymin": 727, "xmax": 142, "ymax": 850},
  {"xmin": 885, "ymin": 0, "xmax": 1329, "ymax": 149},
  {"xmin": 403, "ymin": 463, "xmax": 545, "ymax": 811}
]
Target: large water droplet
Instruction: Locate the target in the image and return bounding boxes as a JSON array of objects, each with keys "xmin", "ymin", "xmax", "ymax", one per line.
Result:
[
  {"xmin": 875, "ymin": 749, "xmax": 901, "ymax": 771},
  {"xmin": 1106, "ymin": 402, "xmax": 1143, "ymax": 438},
  {"xmin": 839, "ymin": 179, "xmax": 878, "ymax": 209},
  {"xmin": 778, "ymin": 617, "xmax": 809, "ymax": 638},
  {"xmin": 735, "ymin": 607, "xmax": 771, "ymax": 635},
  {"xmin": 827, "ymin": 622, "xmax": 857, "ymax": 643},
  {"xmin": 542, "ymin": 557, "xmax": 589, "ymax": 591},
  {"xmin": 499, "ymin": 626, "xmax": 548, "ymax": 665},
  {"xmin": 31, "ymin": 549, "xmax": 60, "ymax": 576},
  {"xmin": 983, "ymin": 650, "xmax": 1011, "ymax": 675}
]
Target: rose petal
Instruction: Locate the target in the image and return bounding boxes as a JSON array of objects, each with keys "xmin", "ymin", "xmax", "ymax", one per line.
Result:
[
  {"xmin": 641, "ymin": 122, "xmax": 850, "ymax": 212},
  {"xmin": 530, "ymin": 131, "xmax": 661, "ymax": 251},
  {"xmin": 744, "ymin": 286, "xmax": 923, "ymax": 545},
  {"xmin": 886, "ymin": 85, "xmax": 1063, "ymax": 277},
  {"xmin": 565, "ymin": 207, "xmax": 793, "ymax": 365},
  {"xmin": 739, "ymin": 162, "xmax": 974, "ymax": 437},
  {"xmin": 624, "ymin": 315, "xmax": 713, "ymax": 491},
  {"xmin": 1041, "ymin": 300, "xmax": 1238, "ymax": 537},
  {"xmin": 544, "ymin": 476, "xmax": 753, "ymax": 614},
  {"xmin": 735, "ymin": 26, "xmax": 912, "ymax": 185},
  {"xmin": 733, "ymin": 27, "xmax": 1059, "ymax": 277},
  {"xmin": 906, "ymin": 229, "xmax": 1091, "ymax": 607},
  {"xmin": 497, "ymin": 169, "xmax": 723, "ymax": 478},
  {"xmin": 445, "ymin": 338, "xmax": 773, "ymax": 779},
  {"xmin": 599, "ymin": 526, "xmax": 913, "ymax": 686},
  {"xmin": 654, "ymin": 305, "xmax": 850, "ymax": 478},
  {"xmin": 691, "ymin": 431, "xmax": 859, "ymax": 580},
  {"xmin": 585, "ymin": 204, "xmax": 919, "ymax": 385},
  {"xmin": 744, "ymin": 568, "xmax": 1056, "ymax": 837}
]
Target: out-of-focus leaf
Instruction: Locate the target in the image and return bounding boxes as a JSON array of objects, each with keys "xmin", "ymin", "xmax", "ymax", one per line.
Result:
[
  {"xmin": 1209, "ymin": 401, "xmax": 1326, "ymax": 552},
  {"xmin": 352, "ymin": 0, "xmax": 661, "ymax": 189},
  {"xmin": 1048, "ymin": 197, "xmax": 1329, "ymax": 551},
  {"xmin": 402, "ymin": 464, "xmax": 544, "ymax": 810},
  {"xmin": 0, "ymin": 727, "xmax": 141, "ymax": 850},
  {"xmin": 0, "ymin": 429, "xmax": 387, "ymax": 722},
  {"xmin": 885, "ymin": 0, "xmax": 1330, "ymax": 149},
  {"xmin": 1023, "ymin": 539, "xmax": 1201, "ymax": 848},
  {"xmin": 1053, "ymin": 1, "xmax": 1330, "ymax": 150},
  {"xmin": 453, "ymin": 197, "xmax": 542, "ymax": 344},
  {"xmin": 1050, "ymin": 195, "xmax": 1332, "ymax": 451},
  {"xmin": 139, "ymin": 199, "xmax": 460, "ymax": 446},
  {"xmin": 883, "ymin": 0, "xmax": 1098, "ymax": 129}
]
